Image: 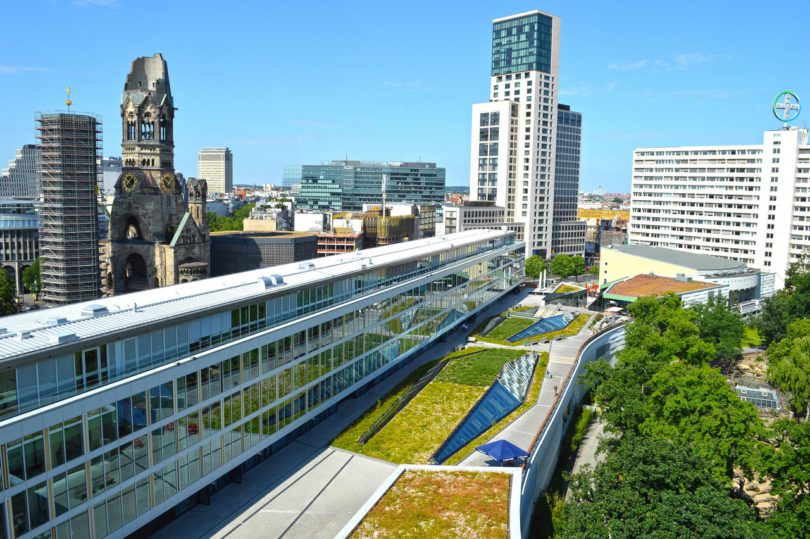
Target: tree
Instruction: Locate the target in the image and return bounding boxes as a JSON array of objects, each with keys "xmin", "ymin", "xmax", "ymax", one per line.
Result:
[
  {"xmin": 641, "ymin": 362, "xmax": 762, "ymax": 481},
  {"xmin": 0, "ymin": 270, "xmax": 17, "ymax": 316},
  {"xmin": 611, "ymin": 197, "xmax": 623, "ymax": 204},
  {"xmin": 206, "ymin": 203, "xmax": 256, "ymax": 232},
  {"xmin": 559, "ymin": 436, "xmax": 762, "ymax": 538},
  {"xmin": 22, "ymin": 258, "xmax": 41, "ymax": 298},
  {"xmin": 768, "ymin": 335, "xmax": 810, "ymax": 419},
  {"xmin": 757, "ymin": 257, "xmax": 810, "ymax": 345},
  {"xmin": 762, "ymin": 419, "xmax": 810, "ymax": 538},
  {"xmin": 550, "ymin": 254, "xmax": 586, "ymax": 279},
  {"xmin": 587, "ymin": 264, "xmax": 599, "ymax": 276},
  {"xmin": 525, "ymin": 255, "xmax": 544, "ymax": 279},
  {"xmin": 691, "ymin": 295, "xmax": 743, "ymax": 361}
]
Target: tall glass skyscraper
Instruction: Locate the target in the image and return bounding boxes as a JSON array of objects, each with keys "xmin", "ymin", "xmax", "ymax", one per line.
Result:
[{"xmin": 469, "ymin": 10, "xmax": 584, "ymax": 258}]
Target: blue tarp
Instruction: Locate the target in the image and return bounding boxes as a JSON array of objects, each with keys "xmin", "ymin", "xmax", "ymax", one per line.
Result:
[{"xmin": 475, "ymin": 439, "xmax": 529, "ymax": 462}]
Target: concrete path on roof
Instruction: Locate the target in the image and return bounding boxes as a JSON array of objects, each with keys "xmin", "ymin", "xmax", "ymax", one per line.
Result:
[
  {"xmin": 149, "ymin": 287, "xmax": 531, "ymax": 539},
  {"xmin": 458, "ymin": 313, "xmax": 597, "ymax": 467}
]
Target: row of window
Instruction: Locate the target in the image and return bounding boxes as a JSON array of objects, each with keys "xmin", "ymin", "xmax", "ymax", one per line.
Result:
[{"xmin": 0, "ymin": 245, "xmax": 524, "ymax": 538}]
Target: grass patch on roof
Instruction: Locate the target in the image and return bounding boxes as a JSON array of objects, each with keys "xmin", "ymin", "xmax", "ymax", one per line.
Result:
[
  {"xmin": 475, "ymin": 313, "xmax": 591, "ymax": 347},
  {"xmin": 554, "ymin": 283, "xmax": 582, "ymax": 294},
  {"xmin": 351, "ymin": 470, "xmax": 510, "ymax": 539},
  {"xmin": 331, "ymin": 347, "xmax": 524, "ymax": 463},
  {"xmin": 485, "ymin": 316, "xmax": 536, "ymax": 341},
  {"xmin": 437, "ymin": 348, "xmax": 525, "ymax": 387}
]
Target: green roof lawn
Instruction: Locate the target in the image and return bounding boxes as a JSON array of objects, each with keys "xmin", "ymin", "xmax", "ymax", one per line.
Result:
[
  {"xmin": 351, "ymin": 470, "xmax": 510, "ymax": 539},
  {"xmin": 331, "ymin": 347, "xmax": 524, "ymax": 463},
  {"xmin": 485, "ymin": 316, "xmax": 536, "ymax": 341},
  {"xmin": 476, "ymin": 313, "xmax": 591, "ymax": 347}
]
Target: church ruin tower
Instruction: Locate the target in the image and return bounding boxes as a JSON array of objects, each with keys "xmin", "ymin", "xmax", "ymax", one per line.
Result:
[{"xmin": 105, "ymin": 54, "xmax": 210, "ymax": 294}]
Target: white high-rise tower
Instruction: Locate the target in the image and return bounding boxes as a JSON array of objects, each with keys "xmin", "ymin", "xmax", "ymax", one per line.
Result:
[{"xmin": 469, "ymin": 10, "xmax": 562, "ymax": 257}]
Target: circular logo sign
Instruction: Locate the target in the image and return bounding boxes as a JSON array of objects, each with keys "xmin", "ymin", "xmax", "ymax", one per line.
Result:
[{"xmin": 773, "ymin": 91, "xmax": 801, "ymax": 122}]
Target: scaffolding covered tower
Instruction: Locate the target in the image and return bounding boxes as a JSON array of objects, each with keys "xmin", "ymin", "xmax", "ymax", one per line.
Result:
[{"xmin": 36, "ymin": 112, "xmax": 102, "ymax": 306}]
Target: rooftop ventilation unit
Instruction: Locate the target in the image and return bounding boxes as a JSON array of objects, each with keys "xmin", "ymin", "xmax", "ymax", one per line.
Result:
[
  {"xmin": 16, "ymin": 331, "xmax": 33, "ymax": 341},
  {"xmin": 49, "ymin": 332, "xmax": 78, "ymax": 344},
  {"xmin": 45, "ymin": 318, "xmax": 69, "ymax": 327},
  {"xmin": 257, "ymin": 277, "xmax": 274, "ymax": 290},
  {"xmin": 81, "ymin": 304, "xmax": 109, "ymax": 318},
  {"xmin": 270, "ymin": 274, "xmax": 284, "ymax": 286}
]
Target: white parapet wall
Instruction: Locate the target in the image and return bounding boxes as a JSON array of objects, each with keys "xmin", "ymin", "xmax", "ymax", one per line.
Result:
[{"xmin": 519, "ymin": 324, "xmax": 626, "ymax": 536}]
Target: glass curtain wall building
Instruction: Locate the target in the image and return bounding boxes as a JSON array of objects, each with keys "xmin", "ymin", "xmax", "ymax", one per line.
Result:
[
  {"xmin": 0, "ymin": 229, "xmax": 523, "ymax": 538},
  {"xmin": 297, "ymin": 161, "xmax": 445, "ymax": 212}
]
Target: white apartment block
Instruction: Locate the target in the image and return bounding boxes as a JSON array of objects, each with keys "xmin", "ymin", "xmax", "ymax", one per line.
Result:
[
  {"xmin": 198, "ymin": 147, "xmax": 233, "ymax": 194},
  {"xmin": 1, "ymin": 144, "xmax": 39, "ymax": 198},
  {"xmin": 629, "ymin": 127, "xmax": 810, "ymax": 289},
  {"xmin": 469, "ymin": 10, "xmax": 561, "ymax": 258}
]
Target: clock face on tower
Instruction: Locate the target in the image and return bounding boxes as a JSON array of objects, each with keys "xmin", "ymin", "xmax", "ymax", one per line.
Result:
[
  {"xmin": 161, "ymin": 173, "xmax": 176, "ymax": 192},
  {"xmin": 122, "ymin": 173, "xmax": 138, "ymax": 193}
]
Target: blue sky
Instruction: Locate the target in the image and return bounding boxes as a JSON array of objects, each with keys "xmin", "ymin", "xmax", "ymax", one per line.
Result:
[{"xmin": 1, "ymin": 0, "xmax": 808, "ymax": 192}]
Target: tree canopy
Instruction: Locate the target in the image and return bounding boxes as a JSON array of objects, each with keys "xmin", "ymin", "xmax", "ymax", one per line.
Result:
[
  {"xmin": 525, "ymin": 255, "xmax": 544, "ymax": 279},
  {"xmin": 566, "ymin": 293, "xmax": 769, "ymax": 537},
  {"xmin": 559, "ymin": 437, "xmax": 762, "ymax": 538},
  {"xmin": 549, "ymin": 254, "xmax": 586, "ymax": 279},
  {"xmin": 207, "ymin": 203, "xmax": 255, "ymax": 232},
  {"xmin": 22, "ymin": 258, "xmax": 41, "ymax": 297},
  {"xmin": 767, "ymin": 328, "xmax": 810, "ymax": 420},
  {"xmin": 0, "ymin": 270, "xmax": 17, "ymax": 316},
  {"xmin": 691, "ymin": 295, "xmax": 743, "ymax": 361}
]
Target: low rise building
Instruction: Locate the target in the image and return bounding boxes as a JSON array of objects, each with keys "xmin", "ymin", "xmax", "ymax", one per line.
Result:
[
  {"xmin": 602, "ymin": 274, "xmax": 728, "ymax": 308},
  {"xmin": 209, "ymin": 231, "xmax": 317, "ymax": 275},
  {"xmin": 600, "ymin": 244, "xmax": 774, "ymax": 304},
  {"xmin": 0, "ymin": 229, "xmax": 522, "ymax": 539}
]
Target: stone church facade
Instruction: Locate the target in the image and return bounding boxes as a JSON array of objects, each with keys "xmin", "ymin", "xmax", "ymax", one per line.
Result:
[{"xmin": 102, "ymin": 54, "xmax": 210, "ymax": 294}]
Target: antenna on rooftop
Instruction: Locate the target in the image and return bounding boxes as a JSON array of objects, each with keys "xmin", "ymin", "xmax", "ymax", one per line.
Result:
[
  {"xmin": 381, "ymin": 173, "xmax": 387, "ymax": 217},
  {"xmin": 65, "ymin": 86, "xmax": 72, "ymax": 112}
]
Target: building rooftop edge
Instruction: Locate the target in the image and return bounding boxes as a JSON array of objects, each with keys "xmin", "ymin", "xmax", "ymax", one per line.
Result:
[{"xmin": 492, "ymin": 10, "xmax": 557, "ymax": 23}]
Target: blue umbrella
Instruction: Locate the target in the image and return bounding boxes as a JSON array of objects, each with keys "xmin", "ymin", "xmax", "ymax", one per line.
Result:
[{"xmin": 475, "ymin": 439, "xmax": 529, "ymax": 463}]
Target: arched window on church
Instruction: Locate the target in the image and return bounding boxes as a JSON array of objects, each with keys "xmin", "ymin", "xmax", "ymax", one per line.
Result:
[
  {"xmin": 127, "ymin": 121, "xmax": 136, "ymax": 141},
  {"xmin": 159, "ymin": 116, "xmax": 167, "ymax": 142},
  {"xmin": 141, "ymin": 121, "xmax": 154, "ymax": 141}
]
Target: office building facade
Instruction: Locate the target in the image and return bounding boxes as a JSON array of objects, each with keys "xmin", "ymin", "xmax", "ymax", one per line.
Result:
[
  {"xmin": 297, "ymin": 161, "xmax": 444, "ymax": 212},
  {"xmin": 197, "ymin": 148, "xmax": 233, "ymax": 194},
  {"xmin": 469, "ymin": 10, "xmax": 562, "ymax": 257},
  {"xmin": 99, "ymin": 158, "xmax": 122, "ymax": 194},
  {"xmin": 37, "ymin": 113, "xmax": 102, "ymax": 307},
  {"xmin": 0, "ymin": 229, "xmax": 523, "ymax": 539},
  {"xmin": 551, "ymin": 105, "xmax": 586, "ymax": 255},
  {"xmin": 1, "ymin": 145, "xmax": 39, "ymax": 199},
  {"xmin": 629, "ymin": 127, "xmax": 810, "ymax": 289},
  {"xmin": 0, "ymin": 199, "xmax": 39, "ymax": 294}
]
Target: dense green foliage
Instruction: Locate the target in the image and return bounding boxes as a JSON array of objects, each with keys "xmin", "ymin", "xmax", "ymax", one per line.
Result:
[
  {"xmin": 206, "ymin": 203, "xmax": 255, "ymax": 232},
  {"xmin": 0, "ymin": 270, "xmax": 16, "ymax": 316},
  {"xmin": 559, "ymin": 437, "xmax": 762, "ymax": 539},
  {"xmin": 22, "ymin": 258, "xmax": 41, "ymax": 296},
  {"xmin": 766, "ymin": 319, "xmax": 810, "ymax": 419},
  {"xmin": 549, "ymin": 254, "xmax": 586, "ymax": 279},
  {"xmin": 692, "ymin": 295, "xmax": 744, "ymax": 361},
  {"xmin": 561, "ymin": 294, "xmax": 767, "ymax": 537},
  {"xmin": 525, "ymin": 255, "xmax": 544, "ymax": 279},
  {"xmin": 756, "ymin": 257, "xmax": 810, "ymax": 345},
  {"xmin": 762, "ymin": 419, "xmax": 810, "ymax": 537}
]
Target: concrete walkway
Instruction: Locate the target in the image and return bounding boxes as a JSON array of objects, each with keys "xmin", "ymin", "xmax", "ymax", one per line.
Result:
[
  {"xmin": 150, "ymin": 288, "xmax": 529, "ymax": 538},
  {"xmin": 564, "ymin": 413, "xmax": 605, "ymax": 500},
  {"xmin": 459, "ymin": 312, "xmax": 596, "ymax": 466}
]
